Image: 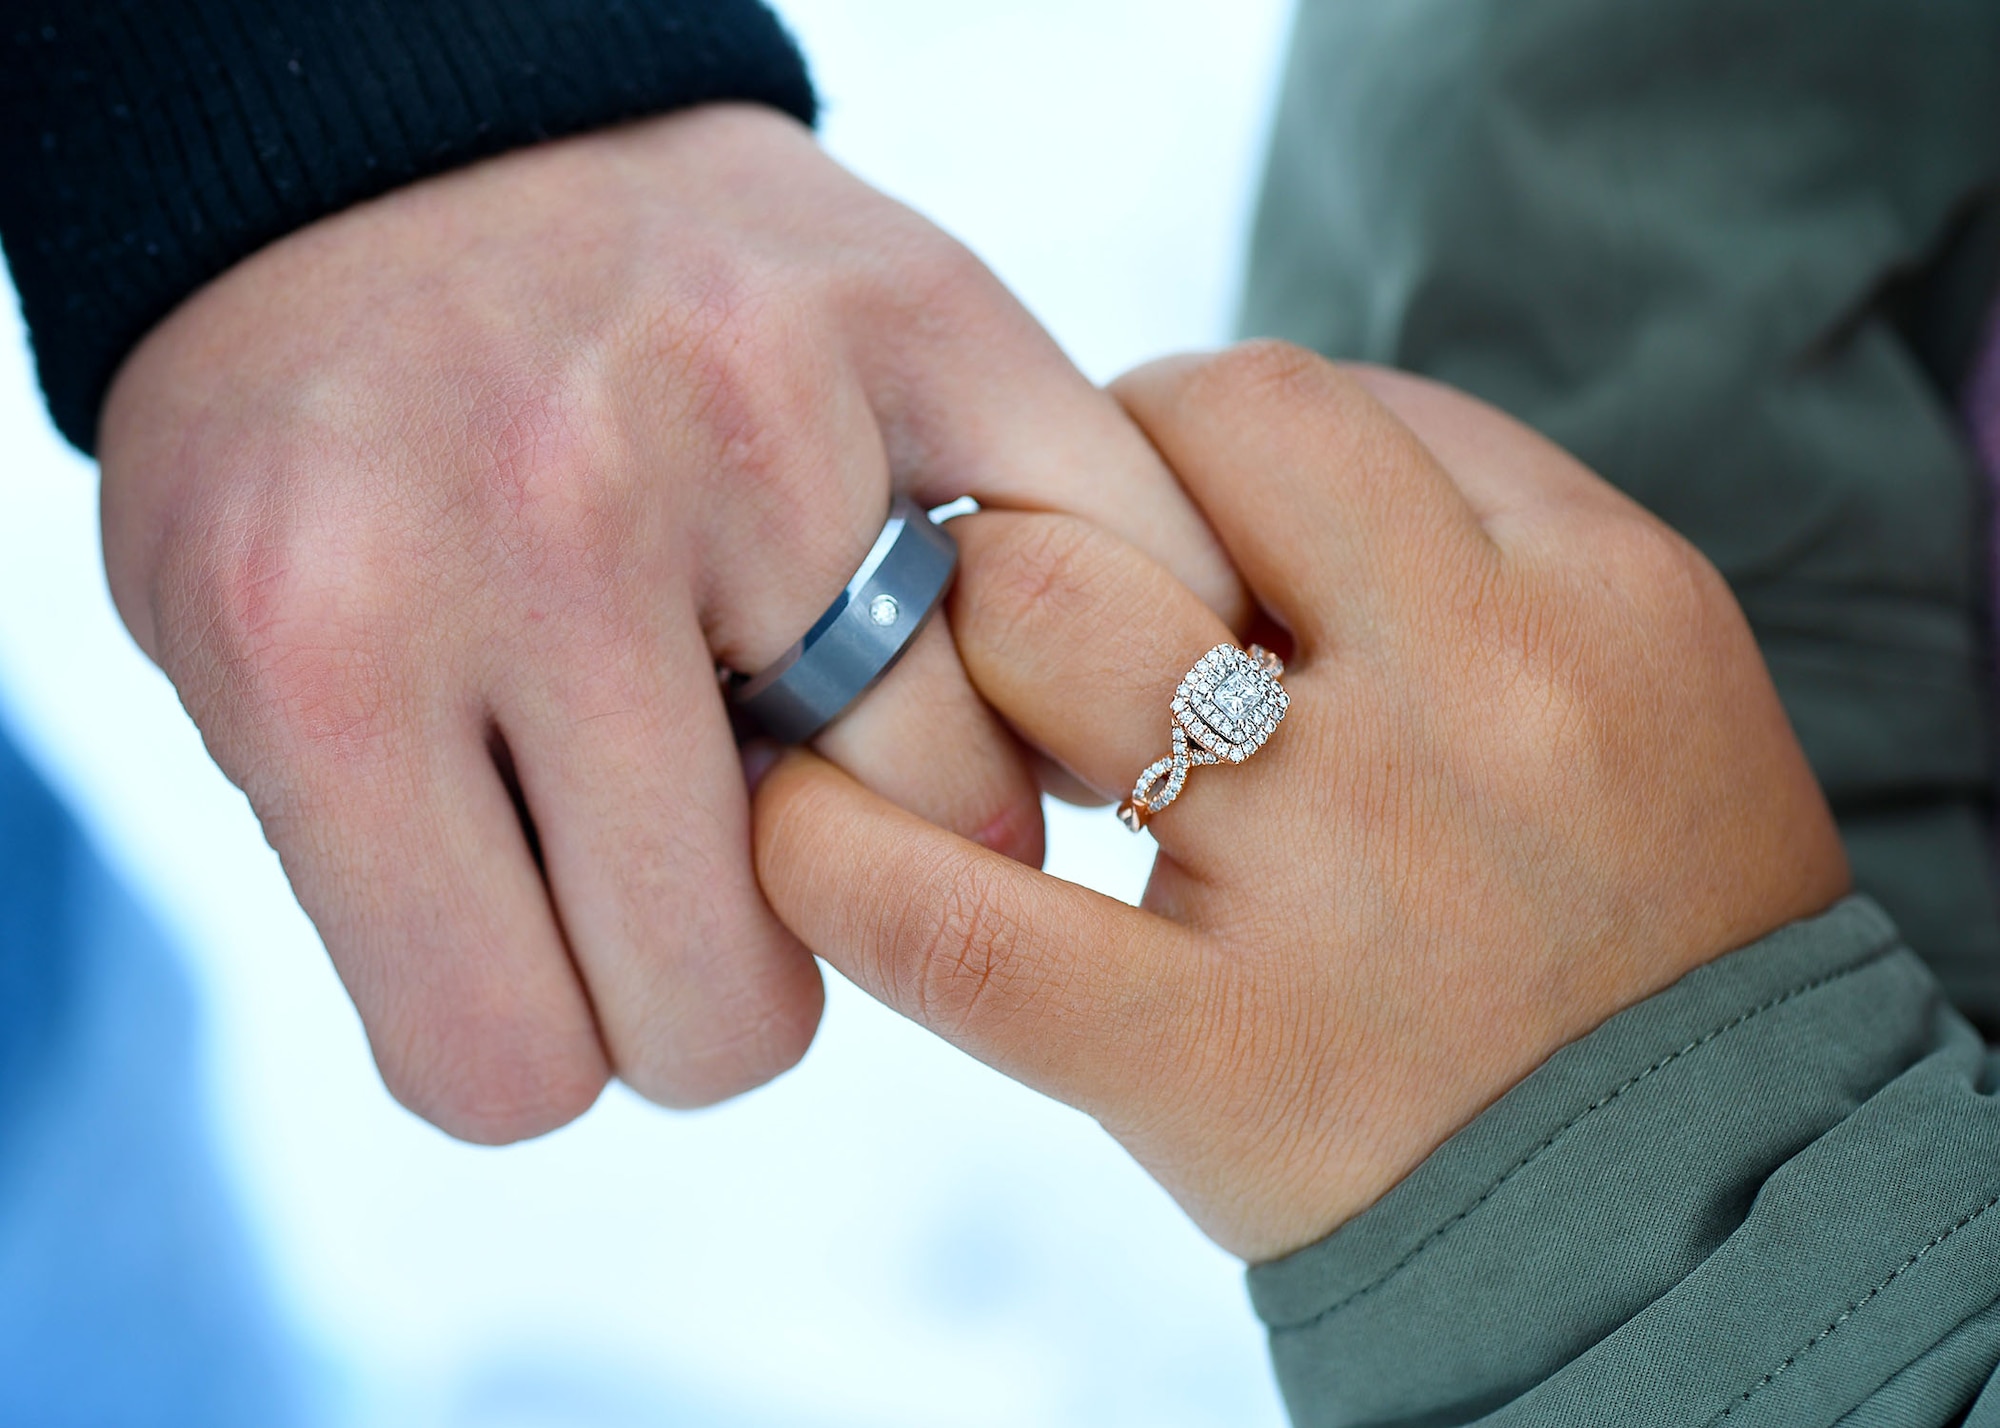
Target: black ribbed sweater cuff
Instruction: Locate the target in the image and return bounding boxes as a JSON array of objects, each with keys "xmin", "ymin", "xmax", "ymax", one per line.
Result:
[{"xmin": 1, "ymin": 0, "xmax": 816, "ymax": 453}]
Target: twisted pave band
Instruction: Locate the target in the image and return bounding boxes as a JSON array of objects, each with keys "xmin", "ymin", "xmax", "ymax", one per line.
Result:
[{"xmin": 1117, "ymin": 643, "xmax": 1288, "ymax": 833}]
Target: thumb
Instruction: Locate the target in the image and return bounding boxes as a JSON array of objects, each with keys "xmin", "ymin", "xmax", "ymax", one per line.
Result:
[{"xmin": 752, "ymin": 750, "xmax": 1202, "ymax": 1113}]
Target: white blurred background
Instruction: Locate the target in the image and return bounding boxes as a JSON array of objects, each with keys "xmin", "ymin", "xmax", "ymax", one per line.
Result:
[{"xmin": 0, "ymin": 2, "xmax": 1297, "ymax": 1423}]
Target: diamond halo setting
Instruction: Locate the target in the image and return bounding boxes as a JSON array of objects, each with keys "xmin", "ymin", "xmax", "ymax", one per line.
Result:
[{"xmin": 1118, "ymin": 643, "xmax": 1289, "ymax": 832}]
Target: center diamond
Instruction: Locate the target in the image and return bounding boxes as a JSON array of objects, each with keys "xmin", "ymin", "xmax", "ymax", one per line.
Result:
[{"xmin": 1211, "ymin": 668, "xmax": 1265, "ymax": 723}]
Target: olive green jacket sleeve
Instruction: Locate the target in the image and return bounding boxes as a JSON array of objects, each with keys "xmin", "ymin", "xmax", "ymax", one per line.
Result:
[
  {"xmin": 1247, "ymin": 898, "xmax": 2000, "ymax": 1425},
  {"xmin": 1237, "ymin": 2, "xmax": 2000, "ymax": 1422}
]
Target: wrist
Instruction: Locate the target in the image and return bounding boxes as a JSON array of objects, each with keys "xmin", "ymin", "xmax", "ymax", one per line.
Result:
[{"xmin": 10, "ymin": 2, "xmax": 816, "ymax": 455}]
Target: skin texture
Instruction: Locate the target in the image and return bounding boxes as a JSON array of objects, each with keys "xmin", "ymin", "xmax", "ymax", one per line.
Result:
[
  {"xmin": 753, "ymin": 343, "xmax": 1852, "ymax": 1263},
  {"xmin": 94, "ymin": 105, "xmax": 1244, "ymax": 1143}
]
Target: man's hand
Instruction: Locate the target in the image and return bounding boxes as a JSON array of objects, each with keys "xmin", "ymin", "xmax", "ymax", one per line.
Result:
[
  {"xmin": 94, "ymin": 105, "xmax": 1243, "ymax": 1142},
  {"xmin": 754, "ymin": 344, "xmax": 1850, "ymax": 1261}
]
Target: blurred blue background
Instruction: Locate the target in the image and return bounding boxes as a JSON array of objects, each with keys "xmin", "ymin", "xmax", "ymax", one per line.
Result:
[{"xmin": 0, "ymin": 3, "xmax": 1297, "ymax": 1423}]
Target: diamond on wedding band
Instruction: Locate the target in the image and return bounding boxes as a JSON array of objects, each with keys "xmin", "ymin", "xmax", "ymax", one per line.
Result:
[
  {"xmin": 1117, "ymin": 644, "xmax": 1288, "ymax": 832},
  {"xmin": 728, "ymin": 497, "xmax": 957, "ymax": 744}
]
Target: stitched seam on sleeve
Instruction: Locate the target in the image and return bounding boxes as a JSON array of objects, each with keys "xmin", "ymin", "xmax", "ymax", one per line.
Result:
[
  {"xmin": 1705, "ymin": 1190, "xmax": 2000, "ymax": 1424},
  {"xmin": 1268, "ymin": 939, "xmax": 1902, "ymax": 1335}
]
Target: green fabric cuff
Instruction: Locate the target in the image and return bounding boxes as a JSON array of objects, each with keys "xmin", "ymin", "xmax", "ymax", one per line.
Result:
[{"xmin": 1249, "ymin": 897, "xmax": 2000, "ymax": 1426}]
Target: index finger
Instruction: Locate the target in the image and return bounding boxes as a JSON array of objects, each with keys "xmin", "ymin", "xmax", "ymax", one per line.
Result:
[{"xmin": 751, "ymin": 749, "xmax": 1208, "ymax": 1118}]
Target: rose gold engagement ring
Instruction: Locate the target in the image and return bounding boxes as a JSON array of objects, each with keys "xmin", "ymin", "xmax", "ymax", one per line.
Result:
[{"xmin": 1117, "ymin": 643, "xmax": 1289, "ymax": 833}]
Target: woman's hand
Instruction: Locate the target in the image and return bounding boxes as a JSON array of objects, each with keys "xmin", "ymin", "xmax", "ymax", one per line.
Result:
[{"xmin": 752, "ymin": 342, "xmax": 1849, "ymax": 1261}]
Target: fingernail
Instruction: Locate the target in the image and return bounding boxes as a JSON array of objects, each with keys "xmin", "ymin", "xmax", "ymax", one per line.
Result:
[{"xmin": 740, "ymin": 739, "xmax": 782, "ymax": 795}]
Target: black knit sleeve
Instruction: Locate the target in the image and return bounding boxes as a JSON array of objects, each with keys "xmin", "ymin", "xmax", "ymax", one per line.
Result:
[{"xmin": 0, "ymin": 0, "xmax": 817, "ymax": 453}]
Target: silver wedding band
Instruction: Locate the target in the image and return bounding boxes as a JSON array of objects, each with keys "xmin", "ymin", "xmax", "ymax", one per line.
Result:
[{"xmin": 728, "ymin": 496, "xmax": 958, "ymax": 743}]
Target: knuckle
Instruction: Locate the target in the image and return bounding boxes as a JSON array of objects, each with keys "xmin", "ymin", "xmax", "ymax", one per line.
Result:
[
  {"xmin": 1475, "ymin": 584, "xmax": 1606, "ymax": 783},
  {"xmin": 634, "ymin": 262, "xmax": 887, "ymax": 641},
  {"xmin": 1607, "ymin": 517, "xmax": 1729, "ymax": 634},
  {"xmin": 381, "ymin": 1030, "xmax": 607, "ymax": 1145},
  {"xmin": 880, "ymin": 230, "xmax": 1000, "ymax": 330},
  {"xmin": 893, "ymin": 850, "xmax": 1038, "ymax": 1042},
  {"xmin": 366, "ymin": 978, "xmax": 609, "ymax": 1146},
  {"xmin": 616, "ymin": 991, "xmax": 820, "ymax": 1111},
  {"xmin": 1193, "ymin": 338, "xmax": 1335, "ymax": 409},
  {"xmin": 170, "ymin": 502, "xmax": 401, "ymax": 768},
  {"xmin": 451, "ymin": 363, "xmax": 638, "ymax": 600},
  {"xmin": 1480, "ymin": 516, "xmax": 1732, "ymax": 789},
  {"xmin": 645, "ymin": 262, "xmax": 827, "ymax": 500}
]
